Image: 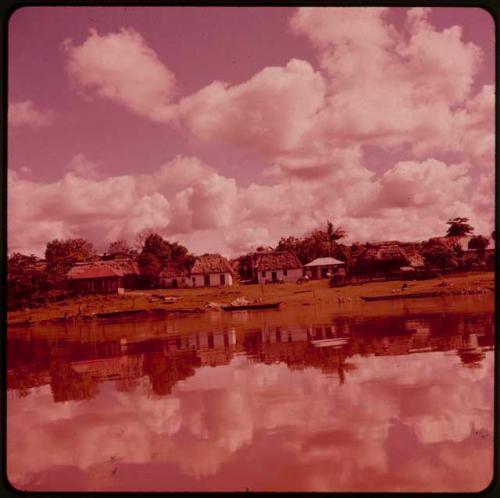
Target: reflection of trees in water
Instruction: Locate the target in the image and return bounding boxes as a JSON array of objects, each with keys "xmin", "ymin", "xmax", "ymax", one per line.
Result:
[
  {"xmin": 49, "ymin": 363, "xmax": 99, "ymax": 402},
  {"xmin": 457, "ymin": 349, "xmax": 486, "ymax": 368},
  {"xmin": 142, "ymin": 351, "xmax": 201, "ymax": 396},
  {"xmin": 8, "ymin": 311, "xmax": 494, "ymax": 400}
]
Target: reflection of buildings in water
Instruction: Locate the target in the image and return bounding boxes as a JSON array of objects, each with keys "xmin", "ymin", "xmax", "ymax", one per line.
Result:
[{"xmin": 7, "ymin": 312, "xmax": 494, "ymax": 401}]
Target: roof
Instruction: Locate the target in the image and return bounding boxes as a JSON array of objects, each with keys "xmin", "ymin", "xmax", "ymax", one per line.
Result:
[
  {"xmin": 159, "ymin": 263, "xmax": 189, "ymax": 278},
  {"xmin": 190, "ymin": 254, "xmax": 233, "ymax": 275},
  {"xmin": 253, "ymin": 251, "xmax": 303, "ymax": 271},
  {"xmin": 305, "ymin": 257, "xmax": 345, "ymax": 267},
  {"xmin": 67, "ymin": 258, "xmax": 139, "ymax": 280},
  {"xmin": 358, "ymin": 242, "xmax": 410, "ymax": 263},
  {"xmin": 67, "ymin": 264, "xmax": 121, "ymax": 280},
  {"xmin": 425, "ymin": 236, "xmax": 465, "ymax": 250}
]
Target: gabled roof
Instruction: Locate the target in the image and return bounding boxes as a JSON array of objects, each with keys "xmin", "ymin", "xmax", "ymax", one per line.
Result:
[
  {"xmin": 305, "ymin": 257, "xmax": 345, "ymax": 267},
  {"xmin": 105, "ymin": 258, "xmax": 139, "ymax": 275},
  {"xmin": 67, "ymin": 264, "xmax": 121, "ymax": 280},
  {"xmin": 67, "ymin": 258, "xmax": 138, "ymax": 280},
  {"xmin": 190, "ymin": 254, "xmax": 233, "ymax": 275},
  {"xmin": 358, "ymin": 242, "xmax": 410, "ymax": 263},
  {"xmin": 253, "ymin": 251, "xmax": 303, "ymax": 271}
]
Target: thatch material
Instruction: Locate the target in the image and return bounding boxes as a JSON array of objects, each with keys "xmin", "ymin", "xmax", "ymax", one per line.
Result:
[
  {"xmin": 358, "ymin": 242, "xmax": 410, "ymax": 264},
  {"xmin": 190, "ymin": 254, "xmax": 233, "ymax": 275},
  {"xmin": 252, "ymin": 250, "xmax": 303, "ymax": 271},
  {"xmin": 425, "ymin": 236, "xmax": 465, "ymax": 250},
  {"xmin": 67, "ymin": 258, "xmax": 138, "ymax": 280}
]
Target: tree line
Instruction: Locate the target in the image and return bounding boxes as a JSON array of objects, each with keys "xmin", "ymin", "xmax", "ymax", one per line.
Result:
[{"xmin": 7, "ymin": 217, "xmax": 494, "ymax": 310}]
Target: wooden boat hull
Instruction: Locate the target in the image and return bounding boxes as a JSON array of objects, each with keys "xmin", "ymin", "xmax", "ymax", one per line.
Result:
[
  {"xmin": 360, "ymin": 291, "xmax": 443, "ymax": 302},
  {"xmin": 222, "ymin": 302, "xmax": 281, "ymax": 311}
]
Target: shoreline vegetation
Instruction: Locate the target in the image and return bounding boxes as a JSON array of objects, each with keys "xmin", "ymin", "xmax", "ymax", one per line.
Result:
[{"xmin": 8, "ymin": 271, "xmax": 494, "ymax": 327}]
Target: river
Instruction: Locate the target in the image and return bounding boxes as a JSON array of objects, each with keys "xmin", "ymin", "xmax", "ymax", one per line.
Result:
[{"xmin": 7, "ymin": 296, "xmax": 494, "ymax": 492}]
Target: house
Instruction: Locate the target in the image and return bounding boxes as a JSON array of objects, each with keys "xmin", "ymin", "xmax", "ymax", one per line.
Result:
[
  {"xmin": 305, "ymin": 257, "xmax": 345, "ymax": 280},
  {"xmin": 354, "ymin": 242, "xmax": 419, "ymax": 277},
  {"xmin": 159, "ymin": 263, "xmax": 190, "ymax": 288},
  {"xmin": 252, "ymin": 250, "xmax": 303, "ymax": 283},
  {"xmin": 67, "ymin": 258, "xmax": 139, "ymax": 294},
  {"xmin": 189, "ymin": 254, "xmax": 234, "ymax": 287}
]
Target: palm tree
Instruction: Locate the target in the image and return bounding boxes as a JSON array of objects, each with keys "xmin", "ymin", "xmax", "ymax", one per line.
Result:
[
  {"xmin": 326, "ymin": 221, "xmax": 347, "ymax": 257},
  {"xmin": 446, "ymin": 217, "xmax": 474, "ymax": 237}
]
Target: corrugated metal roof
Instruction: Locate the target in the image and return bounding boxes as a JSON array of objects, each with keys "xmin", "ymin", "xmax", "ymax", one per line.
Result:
[{"xmin": 305, "ymin": 257, "xmax": 345, "ymax": 267}]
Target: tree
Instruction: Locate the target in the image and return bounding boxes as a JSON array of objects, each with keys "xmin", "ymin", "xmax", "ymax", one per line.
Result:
[
  {"xmin": 422, "ymin": 242, "xmax": 459, "ymax": 271},
  {"xmin": 7, "ymin": 253, "xmax": 49, "ymax": 309},
  {"xmin": 326, "ymin": 221, "xmax": 346, "ymax": 256},
  {"xmin": 468, "ymin": 235, "xmax": 490, "ymax": 262},
  {"xmin": 134, "ymin": 228, "xmax": 156, "ymax": 251},
  {"xmin": 275, "ymin": 226, "xmax": 348, "ymax": 265},
  {"xmin": 137, "ymin": 233, "xmax": 193, "ymax": 288},
  {"xmin": 45, "ymin": 238, "xmax": 96, "ymax": 289},
  {"xmin": 106, "ymin": 240, "xmax": 136, "ymax": 259},
  {"xmin": 446, "ymin": 217, "xmax": 474, "ymax": 237}
]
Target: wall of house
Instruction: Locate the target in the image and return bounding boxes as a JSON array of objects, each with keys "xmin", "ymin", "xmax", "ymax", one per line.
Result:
[
  {"xmin": 191, "ymin": 272, "xmax": 233, "ymax": 287},
  {"xmin": 305, "ymin": 265, "xmax": 345, "ymax": 280},
  {"xmin": 70, "ymin": 277, "xmax": 123, "ymax": 294},
  {"xmin": 160, "ymin": 276, "xmax": 190, "ymax": 289},
  {"xmin": 256, "ymin": 268, "xmax": 303, "ymax": 283}
]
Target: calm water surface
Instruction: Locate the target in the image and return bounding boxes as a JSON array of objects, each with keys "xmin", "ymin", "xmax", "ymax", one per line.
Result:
[{"xmin": 7, "ymin": 297, "xmax": 494, "ymax": 492}]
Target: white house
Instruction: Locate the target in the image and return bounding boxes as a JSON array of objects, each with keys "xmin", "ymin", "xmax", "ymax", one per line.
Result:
[
  {"xmin": 304, "ymin": 257, "xmax": 345, "ymax": 280},
  {"xmin": 252, "ymin": 250, "xmax": 303, "ymax": 284},
  {"xmin": 190, "ymin": 254, "xmax": 234, "ymax": 287},
  {"xmin": 159, "ymin": 263, "xmax": 190, "ymax": 288}
]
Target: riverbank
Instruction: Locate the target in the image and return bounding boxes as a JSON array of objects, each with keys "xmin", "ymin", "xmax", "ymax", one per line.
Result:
[{"xmin": 7, "ymin": 271, "xmax": 494, "ymax": 326}]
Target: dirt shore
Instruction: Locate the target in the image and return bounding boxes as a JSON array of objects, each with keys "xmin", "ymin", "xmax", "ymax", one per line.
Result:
[{"xmin": 7, "ymin": 271, "xmax": 494, "ymax": 326}]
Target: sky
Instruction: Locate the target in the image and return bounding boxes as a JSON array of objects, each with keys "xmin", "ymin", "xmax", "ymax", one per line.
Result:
[{"xmin": 8, "ymin": 7, "xmax": 495, "ymax": 257}]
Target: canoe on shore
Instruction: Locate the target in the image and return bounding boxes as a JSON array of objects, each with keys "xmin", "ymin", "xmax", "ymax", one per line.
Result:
[
  {"xmin": 360, "ymin": 291, "xmax": 443, "ymax": 302},
  {"xmin": 95, "ymin": 307, "xmax": 205, "ymax": 319},
  {"xmin": 222, "ymin": 302, "xmax": 281, "ymax": 312},
  {"xmin": 95, "ymin": 309, "xmax": 147, "ymax": 319}
]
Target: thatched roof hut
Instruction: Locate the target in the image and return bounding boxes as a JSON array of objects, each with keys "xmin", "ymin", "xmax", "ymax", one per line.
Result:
[
  {"xmin": 252, "ymin": 250, "xmax": 303, "ymax": 271},
  {"xmin": 190, "ymin": 254, "xmax": 233, "ymax": 275},
  {"xmin": 67, "ymin": 258, "xmax": 139, "ymax": 280}
]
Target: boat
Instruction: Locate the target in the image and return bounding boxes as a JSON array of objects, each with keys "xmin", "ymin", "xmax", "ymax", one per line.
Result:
[
  {"xmin": 222, "ymin": 302, "xmax": 281, "ymax": 312},
  {"xmin": 310, "ymin": 337, "xmax": 349, "ymax": 348},
  {"xmin": 360, "ymin": 291, "xmax": 443, "ymax": 302},
  {"xmin": 95, "ymin": 309, "xmax": 147, "ymax": 319}
]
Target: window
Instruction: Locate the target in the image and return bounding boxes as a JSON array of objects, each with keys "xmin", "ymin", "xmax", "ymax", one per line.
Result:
[
  {"xmin": 283, "ymin": 269, "xmax": 288, "ymax": 276},
  {"xmin": 220, "ymin": 274, "xmax": 225, "ymax": 285},
  {"xmin": 262, "ymin": 271, "xmax": 266, "ymax": 277}
]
